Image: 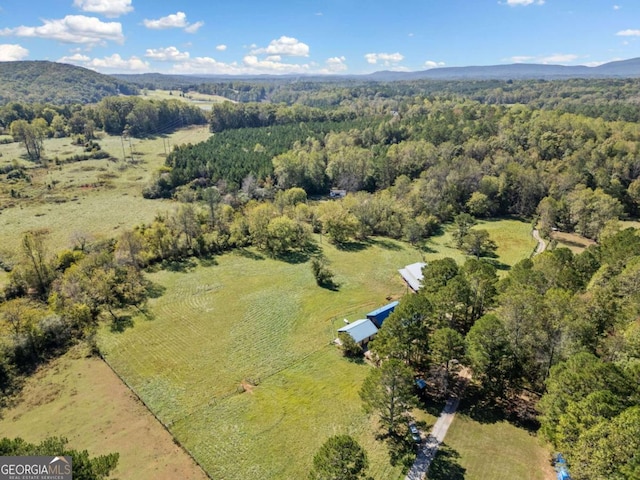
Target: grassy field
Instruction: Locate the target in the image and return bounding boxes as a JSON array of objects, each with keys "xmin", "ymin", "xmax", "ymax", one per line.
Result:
[
  {"xmin": 95, "ymin": 223, "xmax": 539, "ymax": 480},
  {"xmin": 424, "ymin": 218, "xmax": 536, "ymax": 273},
  {"xmin": 0, "ymin": 126, "xmax": 211, "ymax": 255},
  {"xmin": 0, "ymin": 345, "xmax": 208, "ymax": 480},
  {"xmin": 98, "ymin": 240, "xmax": 421, "ymax": 479},
  {"xmin": 432, "ymin": 414, "xmax": 555, "ymax": 480},
  {"xmin": 141, "ymin": 89, "xmax": 232, "ymax": 110}
]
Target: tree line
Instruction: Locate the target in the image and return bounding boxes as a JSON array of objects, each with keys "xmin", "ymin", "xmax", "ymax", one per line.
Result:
[
  {"xmin": 151, "ymin": 96, "xmax": 639, "ymax": 242},
  {"xmin": 348, "ymin": 227, "xmax": 640, "ymax": 479}
]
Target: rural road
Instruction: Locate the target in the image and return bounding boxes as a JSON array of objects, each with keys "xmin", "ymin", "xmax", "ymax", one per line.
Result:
[
  {"xmin": 404, "ymin": 397, "xmax": 461, "ymax": 480},
  {"xmin": 532, "ymin": 229, "xmax": 547, "ymax": 256}
]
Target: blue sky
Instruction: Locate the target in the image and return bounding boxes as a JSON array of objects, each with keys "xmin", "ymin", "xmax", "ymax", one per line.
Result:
[{"xmin": 0, "ymin": 0, "xmax": 639, "ymax": 75}]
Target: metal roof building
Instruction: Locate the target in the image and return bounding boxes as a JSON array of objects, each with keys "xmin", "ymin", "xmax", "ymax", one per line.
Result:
[
  {"xmin": 399, "ymin": 262, "xmax": 426, "ymax": 291},
  {"xmin": 366, "ymin": 301, "xmax": 399, "ymax": 328},
  {"xmin": 338, "ymin": 319, "xmax": 379, "ymax": 345}
]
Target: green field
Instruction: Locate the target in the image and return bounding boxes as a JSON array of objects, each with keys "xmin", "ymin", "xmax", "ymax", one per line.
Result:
[
  {"xmin": 98, "ymin": 240, "xmax": 419, "ymax": 479},
  {"xmin": 433, "ymin": 414, "xmax": 554, "ymax": 480},
  {"xmin": 141, "ymin": 89, "xmax": 232, "ymax": 110},
  {"xmin": 0, "ymin": 346, "xmax": 209, "ymax": 480},
  {"xmin": 423, "ymin": 218, "xmax": 536, "ymax": 272},
  {"xmin": 96, "ymin": 224, "xmax": 539, "ymax": 480},
  {"xmin": 0, "ymin": 126, "xmax": 211, "ymax": 255}
]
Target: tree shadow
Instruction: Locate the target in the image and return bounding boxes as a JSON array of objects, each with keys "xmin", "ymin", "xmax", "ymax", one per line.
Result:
[
  {"xmin": 235, "ymin": 248, "xmax": 265, "ymax": 261},
  {"xmin": 482, "ymin": 258, "xmax": 510, "ymax": 271},
  {"xmin": 110, "ymin": 315, "xmax": 134, "ymax": 333},
  {"xmin": 146, "ymin": 281, "xmax": 166, "ymax": 299},
  {"xmin": 419, "ymin": 243, "xmax": 438, "ymax": 254},
  {"xmin": 335, "ymin": 241, "xmax": 369, "ymax": 252},
  {"xmin": 428, "ymin": 444, "xmax": 466, "ymax": 480},
  {"xmin": 275, "ymin": 250, "xmax": 312, "ymax": 264},
  {"xmin": 458, "ymin": 384, "xmax": 540, "ymax": 432},
  {"xmin": 162, "ymin": 257, "xmax": 198, "ymax": 272},
  {"xmin": 368, "ymin": 238, "xmax": 404, "ymax": 251},
  {"xmin": 198, "ymin": 255, "xmax": 218, "ymax": 267},
  {"xmin": 318, "ymin": 280, "xmax": 340, "ymax": 291},
  {"xmin": 377, "ymin": 433, "xmax": 416, "ymax": 469}
]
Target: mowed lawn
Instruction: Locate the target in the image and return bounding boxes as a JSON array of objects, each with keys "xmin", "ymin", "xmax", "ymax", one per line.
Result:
[
  {"xmin": 434, "ymin": 414, "xmax": 555, "ymax": 480},
  {"xmin": 98, "ymin": 240, "xmax": 421, "ymax": 480},
  {"xmin": 97, "ymin": 225, "xmax": 537, "ymax": 480},
  {"xmin": 424, "ymin": 218, "xmax": 536, "ymax": 271},
  {"xmin": 0, "ymin": 346, "xmax": 208, "ymax": 480}
]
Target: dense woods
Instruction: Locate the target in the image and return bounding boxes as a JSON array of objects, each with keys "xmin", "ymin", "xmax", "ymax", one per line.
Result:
[
  {"xmin": 0, "ymin": 61, "xmax": 138, "ymax": 105},
  {"xmin": 2, "ymin": 68, "xmax": 640, "ymax": 478}
]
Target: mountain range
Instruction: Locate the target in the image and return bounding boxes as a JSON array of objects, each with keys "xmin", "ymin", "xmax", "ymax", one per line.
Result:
[{"xmin": 3, "ymin": 58, "xmax": 640, "ymax": 106}]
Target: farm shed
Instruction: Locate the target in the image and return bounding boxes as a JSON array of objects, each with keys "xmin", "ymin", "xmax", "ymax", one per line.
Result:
[
  {"xmin": 366, "ymin": 301, "xmax": 399, "ymax": 328},
  {"xmin": 399, "ymin": 262, "xmax": 426, "ymax": 292},
  {"xmin": 338, "ymin": 319, "xmax": 379, "ymax": 346}
]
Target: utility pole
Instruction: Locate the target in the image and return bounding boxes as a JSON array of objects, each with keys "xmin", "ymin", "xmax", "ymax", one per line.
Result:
[{"xmin": 120, "ymin": 135, "xmax": 126, "ymax": 162}]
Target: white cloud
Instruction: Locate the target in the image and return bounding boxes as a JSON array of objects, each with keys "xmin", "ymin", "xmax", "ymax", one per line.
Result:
[
  {"xmin": 216, "ymin": 44, "xmax": 227, "ymax": 51},
  {"xmin": 424, "ymin": 60, "xmax": 445, "ymax": 69},
  {"xmin": 184, "ymin": 21, "xmax": 204, "ymax": 34},
  {"xmin": 539, "ymin": 53, "xmax": 578, "ymax": 63},
  {"xmin": 171, "ymin": 56, "xmax": 239, "ymax": 74},
  {"xmin": 143, "ymin": 11, "xmax": 187, "ymax": 29},
  {"xmin": 168, "ymin": 53, "xmax": 314, "ymax": 75},
  {"xmin": 73, "ymin": 0, "xmax": 133, "ymax": 18},
  {"xmin": 251, "ymin": 36, "xmax": 310, "ymax": 57},
  {"xmin": 324, "ymin": 56, "xmax": 347, "ymax": 72},
  {"xmin": 0, "ymin": 15, "xmax": 123, "ymax": 46},
  {"xmin": 59, "ymin": 52, "xmax": 149, "ymax": 71},
  {"xmin": 617, "ymin": 29, "xmax": 640, "ymax": 36},
  {"xmin": 508, "ymin": 55, "xmax": 535, "ymax": 62},
  {"xmin": 143, "ymin": 11, "xmax": 204, "ymax": 33},
  {"xmin": 613, "ymin": 5, "xmax": 621, "ymax": 10},
  {"xmin": 504, "ymin": 0, "xmax": 545, "ymax": 5},
  {"xmin": 364, "ymin": 52, "xmax": 404, "ymax": 66},
  {"xmin": 243, "ymin": 54, "xmax": 310, "ymax": 73},
  {"xmin": 0, "ymin": 43, "xmax": 29, "ymax": 61},
  {"xmin": 505, "ymin": 53, "xmax": 580, "ymax": 64},
  {"xmin": 145, "ymin": 46, "xmax": 190, "ymax": 62}
]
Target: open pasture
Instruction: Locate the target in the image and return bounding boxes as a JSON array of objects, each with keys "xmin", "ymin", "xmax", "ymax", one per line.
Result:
[
  {"xmin": 0, "ymin": 345, "xmax": 209, "ymax": 480},
  {"xmin": 0, "ymin": 126, "xmax": 211, "ymax": 254},
  {"xmin": 141, "ymin": 89, "xmax": 232, "ymax": 110},
  {"xmin": 97, "ymin": 240, "xmax": 421, "ymax": 479},
  {"xmin": 97, "ymin": 225, "xmax": 541, "ymax": 479},
  {"xmin": 423, "ymin": 218, "xmax": 536, "ymax": 271},
  {"xmin": 432, "ymin": 414, "xmax": 554, "ymax": 480}
]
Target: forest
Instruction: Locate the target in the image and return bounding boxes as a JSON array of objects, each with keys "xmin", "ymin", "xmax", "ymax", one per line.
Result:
[{"xmin": 2, "ymin": 74, "xmax": 640, "ymax": 478}]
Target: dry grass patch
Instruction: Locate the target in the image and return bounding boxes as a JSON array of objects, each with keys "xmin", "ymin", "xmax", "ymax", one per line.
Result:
[{"xmin": 0, "ymin": 346, "xmax": 208, "ymax": 480}]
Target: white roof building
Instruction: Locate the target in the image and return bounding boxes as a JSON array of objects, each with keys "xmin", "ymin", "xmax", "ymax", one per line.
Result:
[
  {"xmin": 399, "ymin": 262, "xmax": 426, "ymax": 291},
  {"xmin": 338, "ymin": 319, "xmax": 379, "ymax": 345}
]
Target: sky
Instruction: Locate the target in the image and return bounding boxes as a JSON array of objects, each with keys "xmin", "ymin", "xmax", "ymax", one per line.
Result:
[{"xmin": 0, "ymin": 0, "xmax": 640, "ymax": 75}]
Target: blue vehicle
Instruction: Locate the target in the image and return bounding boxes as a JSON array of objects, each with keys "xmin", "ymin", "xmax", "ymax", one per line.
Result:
[{"xmin": 554, "ymin": 453, "xmax": 571, "ymax": 480}]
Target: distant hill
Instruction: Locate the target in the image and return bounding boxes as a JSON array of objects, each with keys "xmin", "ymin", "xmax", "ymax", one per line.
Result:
[
  {"xmin": 0, "ymin": 61, "xmax": 138, "ymax": 105},
  {"xmin": 365, "ymin": 57, "xmax": 640, "ymax": 81},
  {"xmin": 5, "ymin": 58, "xmax": 640, "ymax": 107}
]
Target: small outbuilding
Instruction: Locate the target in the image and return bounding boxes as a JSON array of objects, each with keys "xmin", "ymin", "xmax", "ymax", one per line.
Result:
[
  {"xmin": 338, "ymin": 319, "xmax": 379, "ymax": 346},
  {"xmin": 366, "ymin": 301, "xmax": 399, "ymax": 328},
  {"xmin": 399, "ymin": 262, "xmax": 426, "ymax": 292}
]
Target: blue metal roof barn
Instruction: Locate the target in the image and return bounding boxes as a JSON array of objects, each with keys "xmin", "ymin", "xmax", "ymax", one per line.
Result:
[
  {"xmin": 338, "ymin": 319, "xmax": 379, "ymax": 345},
  {"xmin": 366, "ymin": 301, "xmax": 399, "ymax": 328}
]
